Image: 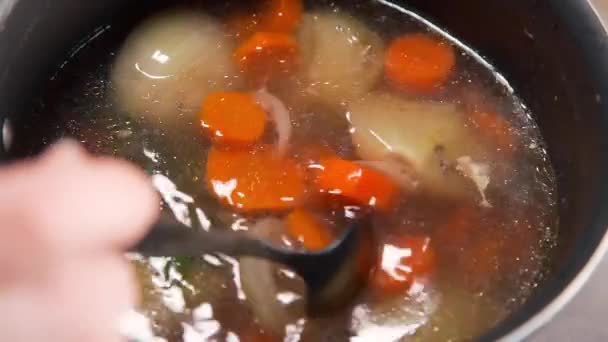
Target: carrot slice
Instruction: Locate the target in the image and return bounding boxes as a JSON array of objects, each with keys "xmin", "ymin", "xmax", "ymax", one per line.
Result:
[
  {"xmin": 285, "ymin": 209, "xmax": 334, "ymax": 251},
  {"xmin": 314, "ymin": 157, "xmax": 399, "ymax": 211},
  {"xmin": 234, "ymin": 32, "xmax": 299, "ymax": 84},
  {"xmin": 435, "ymin": 206, "xmax": 478, "ymax": 248},
  {"xmin": 385, "ymin": 33, "xmax": 456, "ymax": 93},
  {"xmin": 469, "ymin": 111, "xmax": 515, "ymax": 153},
  {"xmin": 259, "ymin": 0, "xmax": 303, "ymax": 34},
  {"xmin": 206, "ymin": 146, "xmax": 306, "ymax": 212},
  {"xmin": 200, "ymin": 92, "xmax": 267, "ymax": 146},
  {"xmin": 370, "ymin": 236, "xmax": 436, "ymax": 294},
  {"xmin": 226, "ymin": 0, "xmax": 302, "ymax": 42}
]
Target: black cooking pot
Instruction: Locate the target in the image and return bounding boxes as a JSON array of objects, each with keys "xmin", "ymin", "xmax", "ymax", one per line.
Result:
[{"xmin": 1, "ymin": 0, "xmax": 608, "ymax": 340}]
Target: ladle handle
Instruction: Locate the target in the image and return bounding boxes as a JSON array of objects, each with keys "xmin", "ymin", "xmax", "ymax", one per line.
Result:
[{"xmin": 130, "ymin": 214, "xmax": 279, "ymax": 259}]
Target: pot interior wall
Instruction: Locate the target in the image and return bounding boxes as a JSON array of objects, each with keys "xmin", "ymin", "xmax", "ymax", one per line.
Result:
[{"xmin": 1, "ymin": 0, "xmax": 608, "ymax": 339}]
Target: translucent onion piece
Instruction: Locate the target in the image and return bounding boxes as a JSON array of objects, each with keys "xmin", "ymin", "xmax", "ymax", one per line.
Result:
[
  {"xmin": 254, "ymin": 89, "xmax": 292, "ymax": 155},
  {"xmin": 239, "ymin": 218, "xmax": 306, "ymax": 336},
  {"xmin": 349, "ymin": 92, "xmax": 491, "ymax": 199},
  {"xmin": 297, "ymin": 12, "xmax": 384, "ymax": 108},
  {"xmin": 112, "ymin": 11, "xmax": 238, "ymax": 125}
]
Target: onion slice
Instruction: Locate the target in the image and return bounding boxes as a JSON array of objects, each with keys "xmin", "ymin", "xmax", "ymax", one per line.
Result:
[
  {"xmin": 239, "ymin": 218, "xmax": 305, "ymax": 335},
  {"xmin": 254, "ymin": 88, "xmax": 292, "ymax": 155}
]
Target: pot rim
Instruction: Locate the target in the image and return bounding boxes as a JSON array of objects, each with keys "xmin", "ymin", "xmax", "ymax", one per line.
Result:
[
  {"xmin": 2, "ymin": 0, "xmax": 608, "ymax": 340},
  {"xmin": 495, "ymin": 2, "xmax": 608, "ymax": 340},
  {"xmin": 499, "ymin": 231, "xmax": 608, "ymax": 341}
]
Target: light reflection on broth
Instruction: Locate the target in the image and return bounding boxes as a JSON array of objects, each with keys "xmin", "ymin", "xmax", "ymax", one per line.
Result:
[{"xmin": 22, "ymin": 0, "xmax": 557, "ymax": 341}]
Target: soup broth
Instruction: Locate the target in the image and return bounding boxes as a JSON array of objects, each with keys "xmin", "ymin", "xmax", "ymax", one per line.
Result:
[{"xmin": 17, "ymin": 0, "xmax": 558, "ymax": 341}]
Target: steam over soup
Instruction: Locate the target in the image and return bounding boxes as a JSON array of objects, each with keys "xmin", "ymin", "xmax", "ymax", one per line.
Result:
[{"xmin": 20, "ymin": 0, "xmax": 557, "ymax": 341}]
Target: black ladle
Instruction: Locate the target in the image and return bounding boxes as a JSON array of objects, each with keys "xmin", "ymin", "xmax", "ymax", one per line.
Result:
[{"xmin": 131, "ymin": 214, "xmax": 372, "ymax": 314}]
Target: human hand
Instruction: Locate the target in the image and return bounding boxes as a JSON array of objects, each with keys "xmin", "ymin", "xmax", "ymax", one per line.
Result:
[{"xmin": 0, "ymin": 140, "xmax": 159, "ymax": 342}]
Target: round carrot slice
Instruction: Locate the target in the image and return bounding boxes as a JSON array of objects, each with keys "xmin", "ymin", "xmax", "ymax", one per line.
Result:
[
  {"xmin": 234, "ymin": 32, "xmax": 299, "ymax": 85},
  {"xmin": 206, "ymin": 146, "xmax": 306, "ymax": 212},
  {"xmin": 385, "ymin": 33, "xmax": 456, "ymax": 93},
  {"xmin": 200, "ymin": 92, "xmax": 267, "ymax": 146},
  {"xmin": 259, "ymin": 0, "xmax": 303, "ymax": 34}
]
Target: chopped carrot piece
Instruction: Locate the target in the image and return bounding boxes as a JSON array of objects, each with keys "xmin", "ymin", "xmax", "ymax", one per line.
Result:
[
  {"xmin": 433, "ymin": 207, "xmax": 499, "ymax": 288},
  {"xmin": 469, "ymin": 111, "xmax": 515, "ymax": 153},
  {"xmin": 434, "ymin": 207, "xmax": 515, "ymax": 290},
  {"xmin": 200, "ymin": 92, "xmax": 267, "ymax": 146},
  {"xmin": 370, "ymin": 236, "xmax": 436, "ymax": 294},
  {"xmin": 234, "ymin": 32, "xmax": 299, "ymax": 85},
  {"xmin": 314, "ymin": 157, "xmax": 399, "ymax": 211},
  {"xmin": 385, "ymin": 33, "xmax": 456, "ymax": 93},
  {"xmin": 290, "ymin": 145, "xmax": 338, "ymax": 209},
  {"xmin": 435, "ymin": 206, "xmax": 478, "ymax": 248},
  {"xmin": 226, "ymin": 0, "xmax": 301, "ymax": 41},
  {"xmin": 206, "ymin": 146, "xmax": 306, "ymax": 212},
  {"xmin": 259, "ymin": 0, "xmax": 303, "ymax": 34},
  {"xmin": 285, "ymin": 209, "xmax": 334, "ymax": 251},
  {"xmin": 225, "ymin": 13, "xmax": 260, "ymax": 42}
]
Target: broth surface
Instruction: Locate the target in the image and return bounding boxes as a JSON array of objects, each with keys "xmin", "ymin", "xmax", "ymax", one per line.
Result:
[{"xmin": 17, "ymin": 1, "xmax": 558, "ymax": 341}]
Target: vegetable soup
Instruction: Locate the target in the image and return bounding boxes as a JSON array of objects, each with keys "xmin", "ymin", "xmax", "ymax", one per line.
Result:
[{"xmin": 19, "ymin": 0, "xmax": 558, "ymax": 341}]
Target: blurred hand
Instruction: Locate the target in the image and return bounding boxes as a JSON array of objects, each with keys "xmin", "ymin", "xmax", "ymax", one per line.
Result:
[{"xmin": 0, "ymin": 140, "xmax": 159, "ymax": 342}]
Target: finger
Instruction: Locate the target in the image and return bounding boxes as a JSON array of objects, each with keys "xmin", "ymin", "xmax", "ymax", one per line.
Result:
[
  {"xmin": 0, "ymin": 253, "xmax": 136, "ymax": 342},
  {"xmin": 0, "ymin": 140, "xmax": 160, "ymax": 253}
]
